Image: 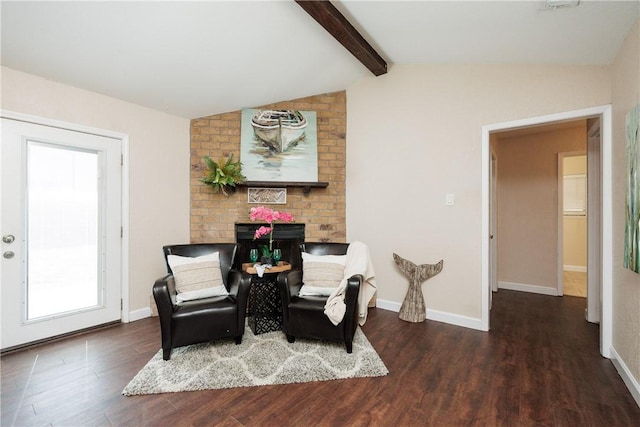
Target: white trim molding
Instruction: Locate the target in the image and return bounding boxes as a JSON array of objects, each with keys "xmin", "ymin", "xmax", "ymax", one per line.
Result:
[
  {"xmin": 375, "ymin": 299, "xmax": 401, "ymax": 313},
  {"xmin": 610, "ymin": 346, "xmax": 640, "ymax": 408},
  {"xmin": 375, "ymin": 299, "xmax": 484, "ymax": 331},
  {"xmin": 426, "ymin": 309, "xmax": 483, "ymax": 331},
  {"xmin": 563, "ymin": 265, "xmax": 587, "ymax": 273},
  {"xmin": 129, "ymin": 307, "xmax": 152, "ymax": 322},
  {"xmin": 498, "ymin": 281, "xmax": 559, "ymax": 296}
]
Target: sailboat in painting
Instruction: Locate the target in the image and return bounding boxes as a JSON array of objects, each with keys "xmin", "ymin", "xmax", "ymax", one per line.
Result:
[{"xmin": 251, "ymin": 110, "xmax": 308, "ymax": 153}]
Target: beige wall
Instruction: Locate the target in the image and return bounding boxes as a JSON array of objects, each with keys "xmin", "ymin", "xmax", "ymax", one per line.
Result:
[
  {"xmin": 1, "ymin": 67, "xmax": 191, "ymax": 316},
  {"xmin": 496, "ymin": 124, "xmax": 586, "ymax": 291},
  {"xmin": 346, "ymin": 64, "xmax": 610, "ymax": 320},
  {"xmin": 563, "ymin": 155, "xmax": 587, "ymax": 269},
  {"xmin": 564, "ymin": 217, "xmax": 587, "ymax": 268},
  {"xmin": 564, "ymin": 155, "xmax": 587, "ymax": 175},
  {"xmin": 611, "ymin": 19, "xmax": 640, "ymax": 388}
]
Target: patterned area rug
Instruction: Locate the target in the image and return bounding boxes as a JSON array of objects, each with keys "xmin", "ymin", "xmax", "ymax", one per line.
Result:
[{"xmin": 122, "ymin": 327, "xmax": 388, "ymax": 395}]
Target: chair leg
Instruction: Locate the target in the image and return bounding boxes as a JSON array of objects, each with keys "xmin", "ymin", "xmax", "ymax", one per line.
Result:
[
  {"xmin": 234, "ymin": 336, "xmax": 242, "ymax": 345},
  {"xmin": 345, "ymin": 341, "xmax": 353, "ymax": 353},
  {"xmin": 163, "ymin": 349, "xmax": 171, "ymax": 360},
  {"xmin": 286, "ymin": 334, "xmax": 296, "ymax": 343}
]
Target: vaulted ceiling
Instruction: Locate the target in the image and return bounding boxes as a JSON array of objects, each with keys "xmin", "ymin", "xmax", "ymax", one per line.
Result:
[{"xmin": 2, "ymin": 1, "xmax": 638, "ymax": 119}]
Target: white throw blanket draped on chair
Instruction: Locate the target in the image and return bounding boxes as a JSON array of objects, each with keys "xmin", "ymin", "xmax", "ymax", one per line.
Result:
[{"xmin": 323, "ymin": 241, "xmax": 377, "ymax": 326}]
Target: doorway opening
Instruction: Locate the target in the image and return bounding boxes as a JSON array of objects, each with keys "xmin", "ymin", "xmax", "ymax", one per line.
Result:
[
  {"xmin": 482, "ymin": 105, "xmax": 612, "ymax": 358},
  {"xmin": 559, "ymin": 152, "xmax": 588, "ymax": 299},
  {"xmin": 1, "ymin": 111, "xmax": 130, "ymax": 351}
]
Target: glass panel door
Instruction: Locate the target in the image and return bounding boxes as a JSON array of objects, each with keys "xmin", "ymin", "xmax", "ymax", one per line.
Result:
[
  {"xmin": 27, "ymin": 142, "xmax": 102, "ymax": 320},
  {"xmin": 1, "ymin": 116, "xmax": 122, "ymax": 350}
]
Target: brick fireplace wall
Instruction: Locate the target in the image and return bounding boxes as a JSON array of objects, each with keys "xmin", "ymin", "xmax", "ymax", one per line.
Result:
[{"xmin": 190, "ymin": 91, "xmax": 347, "ymax": 244}]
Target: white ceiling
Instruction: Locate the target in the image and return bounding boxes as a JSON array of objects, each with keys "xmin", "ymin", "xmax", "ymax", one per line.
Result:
[{"xmin": 2, "ymin": 1, "xmax": 638, "ymax": 119}]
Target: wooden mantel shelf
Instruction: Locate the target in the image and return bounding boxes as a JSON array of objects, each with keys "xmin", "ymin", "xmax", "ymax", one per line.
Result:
[{"xmin": 237, "ymin": 181, "xmax": 328, "ymax": 195}]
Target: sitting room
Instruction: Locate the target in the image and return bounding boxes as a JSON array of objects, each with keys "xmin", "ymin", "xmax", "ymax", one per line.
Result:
[{"xmin": 1, "ymin": 1, "xmax": 640, "ymax": 425}]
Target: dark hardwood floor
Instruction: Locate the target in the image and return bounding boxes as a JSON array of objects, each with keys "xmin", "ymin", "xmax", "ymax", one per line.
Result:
[{"xmin": 2, "ymin": 290, "xmax": 639, "ymax": 426}]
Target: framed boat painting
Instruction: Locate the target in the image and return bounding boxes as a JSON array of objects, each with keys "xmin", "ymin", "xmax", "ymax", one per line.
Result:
[
  {"xmin": 240, "ymin": 109, "xmax": 318, "ymax": 183},
  {"xmin": 624, "ymin": 104, "xmax": 640, "ymax": 274}
]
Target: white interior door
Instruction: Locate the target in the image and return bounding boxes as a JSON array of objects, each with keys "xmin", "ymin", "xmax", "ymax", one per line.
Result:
[
  {"xmin": 490, "ymin": 151, "xmax": 498, "ymax": 299},
  {"xmin": 1, "ymin": 117, "xmax": 122, "ymax": 350},
  {"xmin": 587, "ymin": 120, "xmax": 602, "ymax": 324}
]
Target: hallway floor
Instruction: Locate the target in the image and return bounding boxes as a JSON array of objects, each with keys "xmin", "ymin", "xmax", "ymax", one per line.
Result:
[{"xmin": 563, "ymin": 270, "xmax": 587, "ymax": 297}]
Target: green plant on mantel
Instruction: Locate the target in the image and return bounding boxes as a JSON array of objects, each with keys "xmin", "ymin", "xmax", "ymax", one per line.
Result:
[{"xmin": 200, "ymin": 154, "xmax": 246, "ymax": 196}]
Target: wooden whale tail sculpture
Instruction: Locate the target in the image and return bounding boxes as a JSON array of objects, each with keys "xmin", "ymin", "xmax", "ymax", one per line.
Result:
[{"xmin": 393, "ymin": 253, "xmax": 444, "ymax": 323}]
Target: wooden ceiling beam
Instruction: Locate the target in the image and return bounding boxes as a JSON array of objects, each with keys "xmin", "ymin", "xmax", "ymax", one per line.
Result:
[{"xmin": 295, "ymin": 0, "xmax": 387, "ymax": 76}]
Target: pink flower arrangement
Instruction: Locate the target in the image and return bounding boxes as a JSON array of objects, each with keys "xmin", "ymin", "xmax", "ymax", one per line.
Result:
[{"xmin": 250, "ymin": 206, "xmax": 295, "ymax": 257}]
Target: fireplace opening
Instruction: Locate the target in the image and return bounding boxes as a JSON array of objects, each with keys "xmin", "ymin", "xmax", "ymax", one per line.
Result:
[{"xmin": 235, "ymin": 223, "xmax": 305, "ymax": 270}]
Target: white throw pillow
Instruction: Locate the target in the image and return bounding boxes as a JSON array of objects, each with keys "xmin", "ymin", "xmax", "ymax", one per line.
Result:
[
  {"xmin": 301, "ymin": 252, "xmax": 346, "ymax": 295},
  {"xmin": 298, "ymin": 285, "xmax": 337, "ymax": 297},
  {"xmin": 167, "ymin": 252, "xmax": 229, "ymax": 302},
  {"xmin": 175, "ymin": 286, "xmax": 229, "ymax": 302}
]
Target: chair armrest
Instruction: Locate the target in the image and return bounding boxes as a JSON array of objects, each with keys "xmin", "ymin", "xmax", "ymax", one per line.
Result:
[
  {"xmin": 228, "ymin": 269, "xmax": 252, "ymax": 331},
  {"xmin": 277, "ymin": 269, "xmax": 302, "ymax": 304},
  {"xmin": 153, "ymin": 274, "xmax": 176, "ymax": 353},
  {"xmin": 227, "ymin": 270, "xmax": 252, "ymax": 319},
  {"xmin": 343, "ymin": 274, "xmax": 362, "ymax": 339},
  {"xmin": 277, "ymin": 269, "xmax": 302, "ymax": 332},
  {"xmin": 153, "ymin": 274, "xmax": 176, "ymax": 315},
  {"xmin": 345, "ymin": 274, "xmax": 362, "ymax": 307},
  {"xmin": 227, "ymin": 269, "xmax": 251, "ymax": 296}
]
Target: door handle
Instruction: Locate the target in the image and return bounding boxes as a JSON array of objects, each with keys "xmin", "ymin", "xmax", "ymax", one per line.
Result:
[
  {"xmin": 3, "ymin": 251, "xmax": 15, "ymax": 259},
  {"xmin": 490, "ymin": 234, "xmax": 494, "ymax": 240},
  {"xmin": 2, "ymin": 235, "xmax": 15, "ymax": 244}
]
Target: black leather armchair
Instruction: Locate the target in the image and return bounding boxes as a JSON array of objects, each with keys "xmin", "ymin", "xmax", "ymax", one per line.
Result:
[
  {"xmin": 152, "ymin": 243, "xmax": 252, "ymax": 360},
  {"xmin": 277, "ymin": 242, "xmax": 361, "ymax": 353}
]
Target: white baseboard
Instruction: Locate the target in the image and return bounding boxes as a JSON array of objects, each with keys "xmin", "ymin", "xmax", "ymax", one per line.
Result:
[
  {"xmin": 375, "ymin": 299, "xmax": 401, "ymax": 312},
  {"xmin": 610, "ymin": 345, "xmax": 640, "ymax": 408},
  {"xmin": 426, "ymin": 308, "xmax": 484, "ymax": 331},
  {"xmin": 128, "ymin": 307, "xmax": 152, "ymax": 322},
  {"xmin": 498, "ymin": 281, "xmax": 559, "ymax": 296},
  {"xmin": 375, "ymin": 299, "xmax": 484, "ymax": 331},
  {"xmin": 563, "ymin": 265, "xmax": 587, "ymax": 273}
]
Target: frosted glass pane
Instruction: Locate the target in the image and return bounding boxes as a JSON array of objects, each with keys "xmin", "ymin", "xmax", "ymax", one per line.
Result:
[{"xmin": 27, "ymin": 142, "xmax": 101, "ymax": 320}]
